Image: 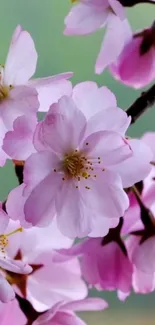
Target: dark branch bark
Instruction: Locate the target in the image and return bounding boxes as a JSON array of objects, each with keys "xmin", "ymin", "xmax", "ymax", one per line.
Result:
[
  {"xmin": 126, "ymin": 84, "xmax": 155, "ymax": 124},
  {"xmin": 119, "ymin": 0, "xmax": 155, "ymax": 7},
  {"xmin": 16, "ymin": 294, "xmax": 41, "ymax": 325}
]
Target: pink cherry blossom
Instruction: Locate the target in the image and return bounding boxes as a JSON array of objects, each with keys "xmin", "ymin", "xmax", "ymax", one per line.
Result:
[
  {"xmin": 0, "ymin": 24, "xmax": 73, "ymax": 166},
  {"xmin": 64, "ymin": 0, "xmax": 132, "ymax": 73},
  {"xmin": 110, "ymin": 22, "xmax": 155, "ymax": 88},
  {"xmin": 0, "ymin": 203, "xmax": 32, "ymax": 303},
  {"xmin": 23, "ymin": 96, "xmax": 132, "ymax": 238},
  {"xmin": 56, "ymin": 237, "xmax": 133, "ymax": 298},
  {"xmin": 33, "ymin": 298, "xmax": 108, "ymax": 325},
  {"xmin": 2, "ymin": 218, "xmax": 87, "ymax": 312},
  {"xmin": 6, "ymin": 83, "xmax": 153, "ymax": 238},
  {"xmin": 0, "ymin": 299, "xmax": 26, "ymax": 325}
]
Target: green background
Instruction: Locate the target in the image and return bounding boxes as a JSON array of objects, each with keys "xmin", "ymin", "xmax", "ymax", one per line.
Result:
[{"xmin": 0, "ymin": 0, "xmax": 154, "ymax": 323}]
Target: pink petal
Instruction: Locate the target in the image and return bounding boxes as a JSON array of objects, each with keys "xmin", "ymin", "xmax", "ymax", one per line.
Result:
[
  {"xmin": 4, "ymin": 25, "xmax": 37, "ymax": 85},
  {"xmin": 36, "ymin": 96, "xmax": 86, "ymax": 155},
  {"xmin": 0, "ymin": 299, "xmax": 27, "ymax": 323},
  {"xmin": 95, "ymin": 15, "xmax": 127, "ymax": 74},
  {"xmin": 24, "ymin": 151, "xmax": 60, "ymax": 193},
  {"xmin": 6, "ymin": 184, "xmax": 31, "ymax": 227},
  {"xmin": 56, "ymin": 180, "xmax": 93, "ymax": 238},
  {"xmin": 24, "ymin": 172, "xmax": 61, "ymax": 227},
  {"xmin": 0, "ymin": 206, "xmax": 9, "ymax": 235},
  {"xmin": 108, "ymin": 0, "xmax": 125, "ymax": 20},
  {"xmin": 72, "ymin": 82, "xmax": 117, "ymax": 120},
  {"xmin": 27, "ymin": 257, "xmax": 87, "ymax": 312},
  {"xmin": 64, "ymin": 3, "xmax": 108, "ymax": 35},
  {"xmin": 97, "ymin": 242, "xmax": 133, "ymax": 293},
  {"xmin": 132, "ymin": 236, "xmax": 155, "ymax": 274},
  {"xmin": 86, "ymin": 107, "xmax": 131, "ymax": 137},
  {"xmin": 110, "ymin": 139, "xmax": 153, "ymax": 188},
  {"xmin": 1, "ymin": 86, "xmax": 39, "ymax": 129},
  {"xmin": 29, "ymin": 74, "xmax": 73, "ymax": 112},
  {"xmin": 82, "ymin": 131, "xmax": 132, "ymax": 166},
  {"xmin": 29, "ymin": 72, "xmax": 73, "ymax": 88},
  {"xmin": 141, "ymin": 132, "xmax": 155, "ymax": 160},
  {"xmin": 0, "ymin": 256, "xmax": 32, "ymax": 274},
  {"xmin": 79, "ymin": 170, "xmax": 129, "ymax": 222},
  {"xmin": 3, "ymin": 115, "xmax": 36, "ymax": 160},
  {"xmin": 38, "ymin": 79, "xmax": 72, "ymax": 112},
  {"xmin": 110, "ymin": 36, "xmax": 155, "ymax": 88},
  {"xmin": 34, "ymin": 310, "xmax": 86, "ymax": 325},
  {"xmin": 89, "ymin": 216, "xmax": 119, "ymax": 237},
  {"xmin": 133, "ymin": 267, "xmax": 155, "ymax": 293},
  {"xmin": 0, "ymin": 119, "xmax": 8, "ymax": 166},
  {"xmin": 0, "ymin": 275, "xmax": 15, "ymax": 303},
  {"xmin": 64, "ymin": 298, "xmax": 108, "ymax": 312}
]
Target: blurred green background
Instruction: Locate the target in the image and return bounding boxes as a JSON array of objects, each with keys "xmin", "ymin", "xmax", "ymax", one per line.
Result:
[{"xmin": 0, "ymin": 0, "xmax": 154, "ymax": 323}]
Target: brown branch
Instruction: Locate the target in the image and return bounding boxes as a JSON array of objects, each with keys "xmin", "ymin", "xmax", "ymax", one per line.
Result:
[
  {"xmin": 119, "ymin": 0, "xmax": 155, "ymax": 7},
  {"xmin": 16, "ymin": 294, "xmax": 41, "ymax": 325},
  {"xmin": 126, "ymin": 84, "xmax": 155, "ymax": 124}
]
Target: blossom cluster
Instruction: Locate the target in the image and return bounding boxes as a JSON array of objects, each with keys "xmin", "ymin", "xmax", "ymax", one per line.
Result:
[{"xmin": 0, "ymin": 0, "xmax": 154, "ymax": 324}]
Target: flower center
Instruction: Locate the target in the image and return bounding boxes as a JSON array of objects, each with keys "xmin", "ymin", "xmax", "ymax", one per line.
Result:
[
  {"xmin": 0, "ymin": 85, "xmax": 10, "ymax": 101},
  {"xmin": 63, "ymin": 151, "xmax": 87, "ymax": 179},
  {"xmin": 0, "ymin": 227, "xmax": 23, "ymax": 253}
]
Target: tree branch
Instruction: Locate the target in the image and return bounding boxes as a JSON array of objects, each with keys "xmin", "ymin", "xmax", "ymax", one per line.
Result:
[
  {"xmin": 126, "ymin": 84, "xmax": 155, "ymax": 124},
  {"xmin": 119, "ymin": 0, "xmax": 155, "ymax": 7},
  {"xmin": 16, "ymin": 294, "xmax": 40, "ymax": 325}
]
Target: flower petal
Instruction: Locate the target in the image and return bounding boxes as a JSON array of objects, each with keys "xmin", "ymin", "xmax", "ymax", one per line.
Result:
[
  {"xmin": 95, "ymin": 14, "xmax": 127, "ymax": 74},
  {"xmin": 64, "ymin": 298, "xmax": 108, "ymax": 312},
  {"xmin": 24, "ymin": 172, "xmax": 61, "ymax": 226},
  {"xmin": 37, "ymin": 96, "xmax": 86, "ymax": 154},
  {"xmin": 0, "ymin": 275, "xmax": 15, "ymax": 303},
  {"xmin": 1, "ymin": 86, "xmax": 39, "ymax": 130},
  {"xmin": 79, "ymin": 170, "xmax": 129, "ymax": 221},
  {"xmin": 3, "ymin": 115, "xmax": 36, "ymax": 160},
  {"xmin": 64, "ymin": 3, "xmax": 108, "ymax": 35},
  {"xmin": 72, "ymin": 81, "xmax": 117, "ymax": 120},
  {"xmin": 0, "ymin": 256, "xmax": 32, "ymax": 274},
  {"xmin": 24, "ymin": 151, "xmax": 60, "ymax": 193},
  {"xmin": 110, "ymin": 139, "xmax": 153, "ymax": 188},
  {"xmin": 4, "ymin": 25, "xmax": 37, "ymax": 85},
  {"xmin": 82, "ymin": 130, "xmax": 132, "ymax": 167},
  {"xmin": 56, "ymin": 180, "xmax": 93, "ymax": 238},
  {"xmin": 86, "ymin": 107, "xmax": 131, "ymax": 137}
]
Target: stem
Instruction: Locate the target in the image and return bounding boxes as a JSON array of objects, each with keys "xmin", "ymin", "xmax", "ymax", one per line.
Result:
[
  {"xmin": 119, "ymin": 0, "xmax": 155, "ymax": 7},
  {"xmin": 126, "ymin": 84, "xmax": 155, "ymax": 124}
]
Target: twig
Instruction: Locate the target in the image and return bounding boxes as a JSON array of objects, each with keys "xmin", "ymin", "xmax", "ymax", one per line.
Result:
[
  {"xmin": 126, "ymin": 84, "xmax": 155, "ymax": 124},
  {"xmin": 119, "ymin": 0, "xmax": 155, "ymax": 7}
]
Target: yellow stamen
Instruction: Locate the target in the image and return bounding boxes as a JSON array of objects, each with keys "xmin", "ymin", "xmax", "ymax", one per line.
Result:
[{"xmin": 5, "ymin": 227, "xmax": 23, "ymax": 237}]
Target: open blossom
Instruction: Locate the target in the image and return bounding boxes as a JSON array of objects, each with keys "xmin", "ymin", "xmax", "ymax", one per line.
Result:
[
  {"xmin": 6, "ymin": 82, "xmax": 153, "ymax": 238},
  {"xmin": 33, "ymin": 298, "xmax": 108, "ymax": 325},
  {"xmin": 0, "ymin": 24, "xmax": 73, "ymax": 166},
  {"xmin": 0, "ymin": 203, "xmax": 32, "ymax": 303},
  {"xmin": 110, "ymin": 22, "xmax": 155, "ymax": 88},
  {"xmin": 2, "ymin": 218, "xmax": 87, "ymax": 312},
  {"xmin": 64, "ymin": 0, "xmax": 132, "ymax": 73},
  {"xmin": 0, "ymin": 299, "xmax": 26, "ymax": 325}
]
